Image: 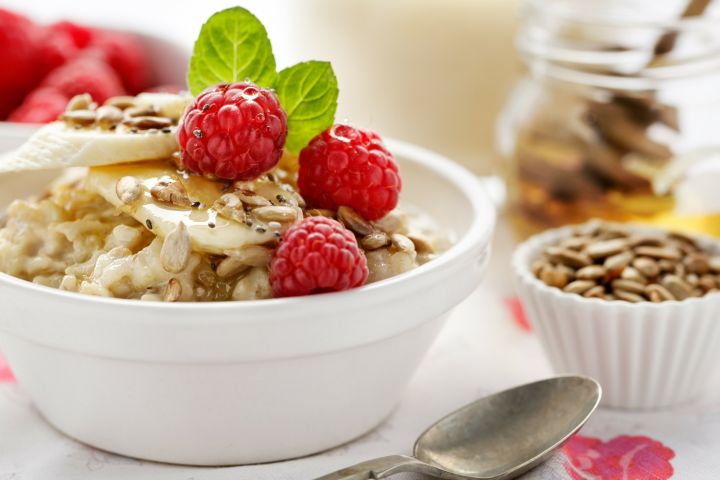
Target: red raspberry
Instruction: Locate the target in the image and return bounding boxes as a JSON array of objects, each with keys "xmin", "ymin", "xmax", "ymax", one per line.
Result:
[
  {"xmin": 49, "ymin": 21, "xmax": 93, "ymax": 49},
  {"xmin": 87, "ymin": 31, "xmax": 150, "ymax": 93},
  {"xmin": 0, "ymin": 9, "xmax": 42, "ymax": 119},
  {"xmin": 38, "ymin": 24, "xmax": 81, "ymax": 75},
  {"xmin": 178, "ymin": 82, "xmax": 288, "ymax": 181},
  {"xmin": 270, "ymin": 216, "xmax": 369, "ymax": 297},
  {"xmin": 298, "ymin": 125, "xmax": 401, "ymax": 221},
  {"xmin": 41, "ymin": 56, "xmax": 125, "ymax": 104},
  {"xmin": 8, "ymin": 87, "xmax": 68, "ymax": 124}
]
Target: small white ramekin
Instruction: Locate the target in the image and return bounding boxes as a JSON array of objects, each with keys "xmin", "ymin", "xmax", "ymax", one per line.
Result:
[
  {"xmin": 0, "ymin": 139, "xmax": 495, "ymax": 465},
  {"xmin": 513, "ymin": 224, "xmax": 720, "ymax": 410}
]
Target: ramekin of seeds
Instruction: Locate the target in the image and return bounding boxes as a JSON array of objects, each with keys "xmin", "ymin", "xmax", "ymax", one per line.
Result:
[{"xmin": 513, "ymin": 219, "xmax": 720, "ymax": 410}]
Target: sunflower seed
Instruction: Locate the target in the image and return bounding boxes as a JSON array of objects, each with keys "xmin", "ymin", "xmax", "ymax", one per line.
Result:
[
  {"xmin": 252, "ymin": 205, "xmax": 298, "ymax": 222},
  {"xmin": 215, "ymin": 257, "xmax": 252, "ymax": 279},
  {"xmin": 539, "ymin": 264, "xmax": 570, "ymax": 289},
  {"xmin": 213, "ymin": 193, "xmax": 246, "ymax": 223},
  {"xmin": 96, "ymin": 105, "xmax": 124, "ymax": 128},
  {"xmin": 586, "ymin": 238, "xmax": 627, "ymax": 259},
  {"xmin": 223, "ymin": 245, "xmax": 273, "ymax": 268},
  {"xmin": 391, "ymin": 233, "xmax": 416, "ymax": 253},
  {"xmin": 563, "ymin": 280, "xmax": 597, "ymax": 295},
  {"xmin": 545, "ymin": 247, "xmax": 592, "ymax": 269},
  {"xmin": 661, "ymin": 274, "xmax": 692, "ymax": 300},
  {"xmin": 66, "ymin": 93, "xmax": 95, "ymax": 111},
  {"xmin": 338, "ymin": 206, "xmax": 374, "ymax": 236},
  {"xmin": 115, "ymin": 176, "xmax": 144, "ymax": 205},
  {"xmin": 604, "ymin": 251, "xmax": 634, "ymax": 273},
  {"xmin": 123, "ymin": 116, "xmax": 173, "ymax": 130},
  {"xmin": 583, "ymin": 285, "xmax": 606, "ymax": 298},
  {"xmin": 635, "ymin": 245, "xmax": 681, "ymax": 261},
  {"xmin": 645, "ymin": 283, "xmax": 675, "ymax": 301},
  {"xmin": 61, "ymin": 109, "xmax": 96, "ymax": 126},
  {"xmin": 160, "ymin": 222, "xmax": 192, "ymax": 274},
  {"xmin": 620, "ymin": 266, "xmax": 647, "ymax": 284},
  {"xmin": 163, "ymin": 278, "xmax": 182, "ymax": 302},
  {"xmin": 235, "ymin": 189, "xmax": 273, "ymax": 207},
  {"xmin": 576, "ymin": 265, "xmax": 607, "ymax": 280},
  {"xmin": 632, "ymin": 257, "xmax": 660, "ymax": 278},
  {"xmin": 305, "ymin": 208, "xmax": 335, "ymax": 218},
  {"xmin": 361, "ymin": 231, "xmax": 390, "ymax": 250},
  {"xmin": 611, "ymin": 279, "xmax": 646, "ymax": 295},
  {"xmin": 104, "ymin": 95, "xmax": 137, "ymax": 110},
  {"xmin": 151, "ymin": 178, "xmax": 192, "ymax": 208},
  {"xmin": 614, "ymin": 290, "xmax": 645, "ymax": 303}
]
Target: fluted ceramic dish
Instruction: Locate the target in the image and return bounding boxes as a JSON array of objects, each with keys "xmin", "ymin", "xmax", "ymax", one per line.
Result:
[
  {"xmin": 513, "ymin": 224, "xmax": 720, "ymax": 410},
  {"xmin": 0, "ymin": 139, "xmax": 495, "ymax": 465}
]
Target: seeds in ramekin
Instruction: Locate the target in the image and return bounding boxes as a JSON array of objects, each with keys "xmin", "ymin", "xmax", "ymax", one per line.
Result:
[
  {"xmin": 645, "ymin": 283, "xmax": 675, "ymax": 301},
  {"xmin": 634, "ymin": 245, "xmax": 681, "ymax": 261},
  {"xmin": 583, "ymin": 285, "xmax": 606, "ymax": 298},
  {"xmin": 661, "ymin": 275, "xmax": 692, "ymax": 300},
  {"xmin": 115, "ymin": 176, "xmax": 144, "ymax": 205},
  {"xmin": 539, "ymin": 264, "xmax": 571, "ymax": 289},
  {"xmin": 164, "ymin": 278, "xmax": 182, "ymax": 302},
  {"xmin": 611, "ymin": 279, "xmax": 646, "ymax": 295},
  {"xmin": 576, "ymin": 265, "xmax": 606, "ymax": 280},
  {"xmin": 586, "ymin": 239, "xmax": 627, "ymax": 259},
  {"xmin": 632, "ymin": 257, "xmax": 660, "ymax": 278},
  {"xmin": 546, "ymin": 247, "xmax": 592, "ymax": 269},
  {"xmin": 533, "ymin": 220, "xmax": 720, "ymax": 303},
  {"xmin": 620, "ymin": 266, "xmax": 647, "ymax": 284},
  {"xmin": 338, "ymin": 206, "xmax": 374, "ymax": 236},
  {"xmin": 151, "ymin": 178, "xmax": 191, "ymax": 207},
  {"xmin": 564, "ymin": 280, "xmax": 596, "ymax": 295},
  {"xmin": 161, "ymin": 222, "xmax": 191, "ymax": 273},
  {"xmin": 614, "ymin": 290, "xmax": 645, "ymax": 303},
  {"xmin": 604, "ymin": 251, "xmax": 633, "ymax": 274}
]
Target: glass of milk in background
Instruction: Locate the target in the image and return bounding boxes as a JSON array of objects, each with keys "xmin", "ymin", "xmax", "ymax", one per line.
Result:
[{"xmin": 285, "ymin": 0, "xmax": 522, "ymax": 176}]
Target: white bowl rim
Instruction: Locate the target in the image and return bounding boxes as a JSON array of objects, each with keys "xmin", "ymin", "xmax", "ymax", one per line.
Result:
[
  {"xmin": 0, "ymin": 138, "xmax": 496, "ymax": 316},
  {"xmin": 513, "ymin": 221, "xmax": 720, "ymax": 310}
]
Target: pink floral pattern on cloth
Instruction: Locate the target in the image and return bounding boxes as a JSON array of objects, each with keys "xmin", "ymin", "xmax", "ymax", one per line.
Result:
[
  {"xmin": 562, "ymin": 434, "xmax": 675, "ymax": 480},
  {"xmin": 0, "ymin": 354, "xmax": 15, "ymax": 382}
]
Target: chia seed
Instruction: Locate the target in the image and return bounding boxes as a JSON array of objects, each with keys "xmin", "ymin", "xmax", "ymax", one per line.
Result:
[
  {"xmin": 193, "ymin": 129, "xmax": 203, "ymax": 138},
  {"xmin": 145, "ymin": 219, "xmax": 153, "ymax": 230}
]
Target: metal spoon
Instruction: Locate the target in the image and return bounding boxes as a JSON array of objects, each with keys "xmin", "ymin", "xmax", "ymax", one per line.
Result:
[{"xmin": 317, "ymin": 375, "xmax": 601, "ymax": 480}]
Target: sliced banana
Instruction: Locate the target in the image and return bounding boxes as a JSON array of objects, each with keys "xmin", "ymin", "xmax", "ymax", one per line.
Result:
[
  {"xmin": 86, "ymin": 162, "xmax": 277, "ymax": 254},
  {"xmin": 0, "ymin": 121, "xmax": 178, "ymax": 174}
]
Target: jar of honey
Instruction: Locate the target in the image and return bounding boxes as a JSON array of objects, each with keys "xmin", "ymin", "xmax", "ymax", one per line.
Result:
[{"xmin": 497, "ymin": 0, "xmax": 720, "ymax": 238}]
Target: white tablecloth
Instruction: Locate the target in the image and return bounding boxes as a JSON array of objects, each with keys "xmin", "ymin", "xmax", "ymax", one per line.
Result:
[{"xmin": 1, "ymin": 223, "xmax": 719, "ymax": 479}]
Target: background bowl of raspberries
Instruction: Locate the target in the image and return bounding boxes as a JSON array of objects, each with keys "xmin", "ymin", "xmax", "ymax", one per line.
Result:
[{"xmin": 0, "ymin": 7, "xmax": 187, "ymax": 151}]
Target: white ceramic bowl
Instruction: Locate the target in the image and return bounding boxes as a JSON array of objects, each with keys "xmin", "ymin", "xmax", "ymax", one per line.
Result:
[
  {"xmin": 513, "ymin": 224, "xmax": 720, "ymax": 410},
  {"xmin": 0, "ymin": 139, "xmax": 495, "ymax": 465}
]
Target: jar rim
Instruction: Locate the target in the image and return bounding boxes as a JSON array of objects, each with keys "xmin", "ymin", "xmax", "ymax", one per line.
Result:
[{"xmin": 519, "ymin": 0, "xmax": 720, "ymax": 87}]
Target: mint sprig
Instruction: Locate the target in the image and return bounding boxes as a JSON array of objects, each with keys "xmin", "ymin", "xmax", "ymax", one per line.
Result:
[
  {"xmin": 187, "ymin": 7, "xmax": 339, "ymax": 153},
  {"xmin": 276, "ymin": 62, "xmax": 338, "ymax": 153},
  {"xmin": 188, "ymin": 7, "xmax": 277, "ymax": 95}
]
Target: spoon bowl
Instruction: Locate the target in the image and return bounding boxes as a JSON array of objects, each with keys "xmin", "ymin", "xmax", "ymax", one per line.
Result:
[
  {"xmin": 318, "ymin": 376, "xmax": 601, "ymax": 480},
  {"xmin": 414, "ymin": 376, "xmax": 601, "ymax": 479}
]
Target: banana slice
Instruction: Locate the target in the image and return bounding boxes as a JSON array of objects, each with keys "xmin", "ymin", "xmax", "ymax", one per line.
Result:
[
  {"xmin": 0, "ymin": 122, "xmax": 178, "ymax": 174},
  {"xmin": 86, "ymin": 162, "xmax": 286, "ymax": 254},
  {"xmin": 0, "ymin": 92, "xmax": 192, "ymax": 174}
]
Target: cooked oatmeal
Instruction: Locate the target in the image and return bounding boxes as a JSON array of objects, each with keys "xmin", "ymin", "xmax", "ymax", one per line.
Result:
[{"xmin": 0, "ymin": 168, "xmax": 445, "ymax": 301}]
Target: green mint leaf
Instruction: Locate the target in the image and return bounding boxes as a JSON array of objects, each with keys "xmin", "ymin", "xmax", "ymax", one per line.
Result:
[
  {"xmin": 188, "ymin": 7, "xmax": 277, "ymax": 95},
  {"xmin": 276, "ymin": 61, "xmax": 338, "ymax": 153}
]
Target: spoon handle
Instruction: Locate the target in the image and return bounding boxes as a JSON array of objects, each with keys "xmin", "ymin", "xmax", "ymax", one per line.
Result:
[{"xmin": 314, "ymin": 454, "xmax": 431, "ymax": 480}]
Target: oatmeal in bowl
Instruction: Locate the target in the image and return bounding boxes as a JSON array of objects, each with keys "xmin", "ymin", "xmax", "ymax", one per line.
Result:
[
  {"xmin": 0, "ymin": 6, "xmax": 494, "ymax": 466},
  {"xmin": 0, "ymin": 79, "xmax": 445, "ymax": 302}
]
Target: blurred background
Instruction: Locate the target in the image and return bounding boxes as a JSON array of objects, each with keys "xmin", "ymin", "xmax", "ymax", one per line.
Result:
[{"xmin": 1, "ymin": 0, "xmax": 523, "ymax": 176}]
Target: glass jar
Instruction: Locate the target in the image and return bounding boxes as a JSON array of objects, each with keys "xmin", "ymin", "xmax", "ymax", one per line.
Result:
[{"xmin": 497, "ymin": 0, "xmax": 720, "ymax": 238}]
